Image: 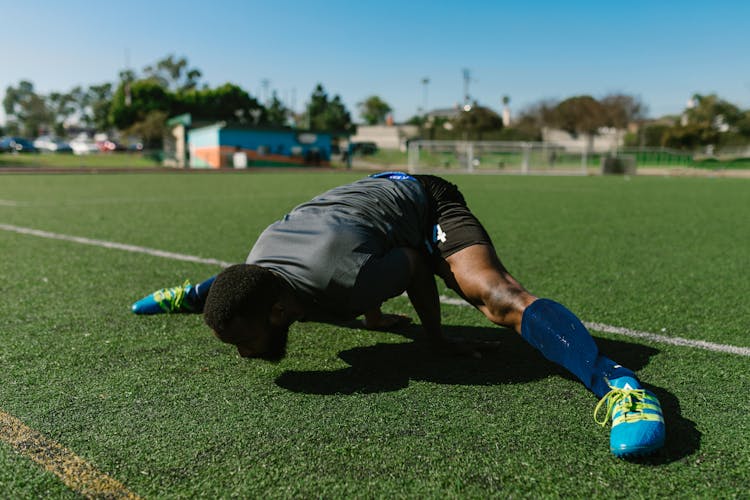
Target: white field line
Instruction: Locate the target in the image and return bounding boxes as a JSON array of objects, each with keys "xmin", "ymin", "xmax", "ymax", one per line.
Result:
[
  {"xmin": 0, "ymin": 199, "xmax": 20, "ymax": 206},
  {"xmin": 0, "ymin": 223, "xmax": 233, "ymax": 268},
  {"xmin": 2, "ymin": 222, "xmax": 748, "ymax": 357},
  {"xmin": 582, "ymin": 322, "xmax": 750, "ymax": 356},
  {"xmin": 438, "ymin": 295, "xmax": 750, "ymax": 356},
  {"xmin": 0, "ymin": 410, "xmax": 142, "ymax": 499}
]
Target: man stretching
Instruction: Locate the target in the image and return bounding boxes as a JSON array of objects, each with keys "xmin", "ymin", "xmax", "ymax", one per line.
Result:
[{"xmin": 132, "ymin": 172, "xmax": 665, "ymax": 457}]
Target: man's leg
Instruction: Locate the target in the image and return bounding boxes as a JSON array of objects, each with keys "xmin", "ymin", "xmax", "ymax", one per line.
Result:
[
  {"xmin": 131, "ymin": 275, "xmax": 216, "ymax": 314},
  {"xmin": 438, "ymin": 244, "xmax": 633, "ymax": 395},
  {"xmin": 438, "ymin": 244, "xmax": 665, "ymax": 456}
]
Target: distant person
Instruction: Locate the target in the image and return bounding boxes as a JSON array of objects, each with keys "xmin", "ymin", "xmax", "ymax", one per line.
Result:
[
  {"xmin": 132, "ymin": 172, "xmax": 665, "ymax": 457},
  {"xmin": 548, "ymin": 149, "xmax": 557, "ymax": 167},
  {"xmin": 341, "ymin": 145, "xmax": 351, "ymax": 169}
]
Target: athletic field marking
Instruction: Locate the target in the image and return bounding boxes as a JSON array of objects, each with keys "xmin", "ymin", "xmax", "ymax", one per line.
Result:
[
  {"xmin": 2, "ymin": 222, "xmax": 748, "ymax": 357},
  {"xmin": 0, "ymin": 199, "xmax": 20, "ymax": 206},
  {"xmin": 582, "ymin": 322, "xmax": 750, "ymax": 356},
  {"xmin": 0, "ymin": 223, "xmax": 233, "ymax": 268},
  {"xmin": 0, "ymin": 409, "xmax": 141, "ymax": 499},
  {"xmin": 437, "ymin": 295, "xmax": 750, "ymax": 356},
  {"xmin": 440, "ymin": 295, "xmax": 750, "ymax": 356}
]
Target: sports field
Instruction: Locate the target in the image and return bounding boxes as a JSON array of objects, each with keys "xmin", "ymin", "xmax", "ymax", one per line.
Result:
[{"xmin": 0, "ymin": 171, "xmax": 748, "ymax": 498}]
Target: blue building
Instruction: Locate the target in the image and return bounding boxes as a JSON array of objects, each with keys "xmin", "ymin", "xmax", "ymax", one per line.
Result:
[{"xmin": 187, "ymin": 123, "xmax": 332, "ymax": 168}]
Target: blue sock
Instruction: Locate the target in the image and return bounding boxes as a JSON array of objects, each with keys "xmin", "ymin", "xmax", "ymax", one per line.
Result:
[
  {"xmin": 186, "ymin": 275, "xmax": 216, "ymax": 312},
  {"xmin": 520, "ymin": 298, "xmax": 635, "ymax": 398}
]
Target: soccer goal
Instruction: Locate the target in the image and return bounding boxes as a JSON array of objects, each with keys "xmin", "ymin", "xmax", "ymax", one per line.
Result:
[{"xmin": 406, "ymin": 140, "xmax": 594, "ymax": 175}]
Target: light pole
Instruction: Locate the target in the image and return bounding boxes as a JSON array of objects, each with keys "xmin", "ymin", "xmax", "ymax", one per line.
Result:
[
  {"xmin": 462, "ymin": 69, "xmax": 471, "ymax": 106},
  {"xmin": 421, "ymin": 77, "xmax": 430, "ymax": 116},
  {"xmin": 502, "ymin": 95, "xmax": 511, "ymax": 127},
  {"xmin": 261, "ymin": 79, "xmax": 270, "ymax": 106}
]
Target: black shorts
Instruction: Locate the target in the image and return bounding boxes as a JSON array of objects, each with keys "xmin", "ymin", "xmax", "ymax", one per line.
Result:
[{"xmin": 414, "ymin": 175, "xmax": 494, "ymax": 258}]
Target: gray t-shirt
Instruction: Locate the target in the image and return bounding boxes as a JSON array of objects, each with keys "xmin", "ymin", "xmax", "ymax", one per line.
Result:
[{"xmin": 246, "ymin": 177, "xmax": 429, "ymax": 318}]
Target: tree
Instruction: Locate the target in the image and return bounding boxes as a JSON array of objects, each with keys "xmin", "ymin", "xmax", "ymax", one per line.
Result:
[
  {"xmin": 3, "ymin": 80, "xmax": 52, "ymax": 137},
  {"xmin": 87, "ymin": 83, "xmax": 113, "ymax": 131},
  {"xmin": 127, "ymin": 110, "xmax": 169, "ymax": 149},
  {"xmin": 452, "ymin": 105, "xmax": 503, "ymax": 140},
  {"xmin": 142, "ymin": 54, "xmax": 202, "ymax": 92},
  {"xmin": 635, "ymin": 123, "xmax": 671, "ymax": 147},
  {"xmin": 550, "ymin": 95, "xmax": 608, "ymax": 138},
  {"xmin": 545, "ymin": 95, "xmax": 609, "ymax": 153},
  {"xmin": 661, "ymin": 94, "xmax": 745, "ymax": 150},
  {"xmin": 735, "ymin": 110, "xmax": 750, "ymax": 139},
  {"xmin": 304, "ymin": 84, "xmax": 353, "ymax": 131},
  {"xmin": 265, "ymin": 91, "xmax": 289, "ymax": 127},
  {"xmin": 109, "ymin": 80, "xmax": 172, "ymax": 130},
  {"xmin": 324, "ymin": 95, "xmax": 353, "ymax": 131},
  {"xmin": 358, "ymin": 95, "xmax": 392, "ymax": 125},
  {"xmin": 516, "ymin": 98, "xmax": 558, "ymax": 130},
  {"xmin": 304, "ymin": 84, "xmax": 328, "ymax": 129},
  {"xmin": 600, "ymin": 93, "xmax": 647, "ymax": 129},
  {"xmin": 47, "ymin": 90, "xmax": 78, "ymax": 136},
  {"xmin": 684, "ymin": 94, "xmax": 743, "ymax": 131},
  {"xmin": 177, "ymin": 83, "xmax": 264, "ymax": 124},
  {"xmin": 110, "ymin": 72, "xmax": 268, "ymax": 147},
  {"xmin": 662, "ymin": 123, "xmax": 714, "ymax": 150}
]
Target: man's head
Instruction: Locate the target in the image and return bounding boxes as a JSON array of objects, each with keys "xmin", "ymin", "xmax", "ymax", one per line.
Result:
[{"xmin": 203, "ymin": 264, "xmax": 289, "ymax": 362}]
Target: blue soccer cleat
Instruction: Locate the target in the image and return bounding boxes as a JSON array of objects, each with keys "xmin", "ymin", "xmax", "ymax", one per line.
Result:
[
  {"xmin": 131, "ymin": 280, "xmax": 197, "ymax": 314},
  {"xmin": 594, "ymin": 376, "xmax": 666, "ymax": 457}
]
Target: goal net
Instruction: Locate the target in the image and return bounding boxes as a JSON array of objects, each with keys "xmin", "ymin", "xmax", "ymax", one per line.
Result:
[{"xmin": 406, "ymin": 140, "xmax": 593, "ymax": 175}]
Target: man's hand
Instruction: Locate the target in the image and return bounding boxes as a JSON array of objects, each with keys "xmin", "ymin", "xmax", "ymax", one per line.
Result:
[{"xmin": 362, "ymin": 310, "xmax": 412, "ymax": 330}]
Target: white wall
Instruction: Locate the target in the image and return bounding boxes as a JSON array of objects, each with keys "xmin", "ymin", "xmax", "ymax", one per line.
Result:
[
  {"xmin": 350, "ymin": 125, "xmax": 420, "ymax": 151},
  {"xmin": 542, "ymin": 127, "xmax": 624, "ymax": 152}
]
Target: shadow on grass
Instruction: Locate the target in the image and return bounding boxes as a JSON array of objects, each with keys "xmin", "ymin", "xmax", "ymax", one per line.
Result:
[
  {"xmin": 276, "ymin": 324, "xmax": 700, "ymax": 464},
  {"xmin": 622, "ymin": 383, "xmax": 701, "ymax": 465}
]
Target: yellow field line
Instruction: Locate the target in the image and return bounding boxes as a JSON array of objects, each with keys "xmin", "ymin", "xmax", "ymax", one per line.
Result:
[{"xmin": 0, "ymin": 409, "xmax": 141, "ymax": 499}]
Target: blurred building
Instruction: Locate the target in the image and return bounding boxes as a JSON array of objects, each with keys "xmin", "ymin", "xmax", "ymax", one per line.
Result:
[
  {"xmin": 542, "ymin": 127, "xmax": 623, "ymax": 153},
  {"xmin": 165, "ymin": 114, "xmax": 332, "ymax": 168},
  {"xmin": 349, "ymin": 124, "xmax": 419, "ymax": 151},
  {"xmin": 425, "ymin": 106, "xmax": 462, "ymax": 120}
]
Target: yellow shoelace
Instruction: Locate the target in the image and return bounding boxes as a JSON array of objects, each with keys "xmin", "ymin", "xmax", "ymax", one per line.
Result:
[
  {"xmin": 594, "ymin": 385, "xmax": 648, "ymax": 427},
  {"xmin": 152, "ymin": 280, "xmax": 190, "ymax": 312}
]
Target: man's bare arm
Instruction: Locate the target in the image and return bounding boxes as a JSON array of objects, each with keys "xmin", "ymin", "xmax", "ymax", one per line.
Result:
[
  {"xmin": 403, "ymin": 248, "xmax": 483, "ymax": 357},
  {"xmin": 401, "ymin": 248, "xmax": 443, "ymax": 342}
]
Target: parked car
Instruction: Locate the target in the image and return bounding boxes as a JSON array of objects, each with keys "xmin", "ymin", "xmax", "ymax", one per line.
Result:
[
  {"xmin": 69, "ymin": 137, "xmax": 100, "ymax": 155},
  {"xmin": 0, "ymin": 137, "xmax": 37, "ymax": 153},
  {"xmin": 350, "ymin": 141, "xmax": 378, "ymax": 156},
  {"xmin": 96, "ymin": 139, "xmax": 123, "ymax": 152},
  {"xmin": 33, "ymin": 136, "xmax": 73, "ymax": 153}
]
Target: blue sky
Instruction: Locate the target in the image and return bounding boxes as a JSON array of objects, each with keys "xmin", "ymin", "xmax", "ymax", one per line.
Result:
[{"xmin": 3, "ymin": 0, "xmax": 750, "ymax": 124}]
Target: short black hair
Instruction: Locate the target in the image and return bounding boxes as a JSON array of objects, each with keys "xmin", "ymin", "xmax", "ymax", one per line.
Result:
[{"xmin": 203, "ymin": 264, "xmax": 281, "ymax": 343}]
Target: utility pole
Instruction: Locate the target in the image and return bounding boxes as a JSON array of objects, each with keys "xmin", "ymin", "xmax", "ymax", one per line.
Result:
[
  {"xmin": 421, "ymin": 77, "xmax": 430, "ymax": 116},
  {"xmin": 462, "ymin": 68, "xmax": 471, "ymax": 106},
  {"xmin": 124, "ymin": 48, "xmax": 132, "ymax": 107},
  {"xmin": 261, "ymin": 79, "xmax": 271, "ymax": 105},
  {"xmin": 502, "ymin": 95, "xmax": 511, "ymax": 127}
]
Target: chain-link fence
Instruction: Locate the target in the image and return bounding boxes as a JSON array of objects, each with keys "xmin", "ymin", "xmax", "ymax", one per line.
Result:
[
  {"xmin": 405, "ymin": 141, "xmax": 714, "ymax": 174},
  {"xmin": 407, "ymin": 140, "xmax": 597, "ymax": 174}
]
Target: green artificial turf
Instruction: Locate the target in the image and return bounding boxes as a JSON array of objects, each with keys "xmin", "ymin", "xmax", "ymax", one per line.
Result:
[
  {"xmin": 0, "ymin": 152, "xmax": 160, "ymax": 169},
  {"xmin": 0, "ymin": 172, "xmax": 748, "ymax": 497}
]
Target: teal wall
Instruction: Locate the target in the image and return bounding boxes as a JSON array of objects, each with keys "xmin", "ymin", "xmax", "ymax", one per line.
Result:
[
  {"xmin": 219, "ymin": 128, "xmax": 331, "ymax": 160},
  {"xmin": 188, "ymin": 125, "xmax": 331, "ymax": 161}
]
